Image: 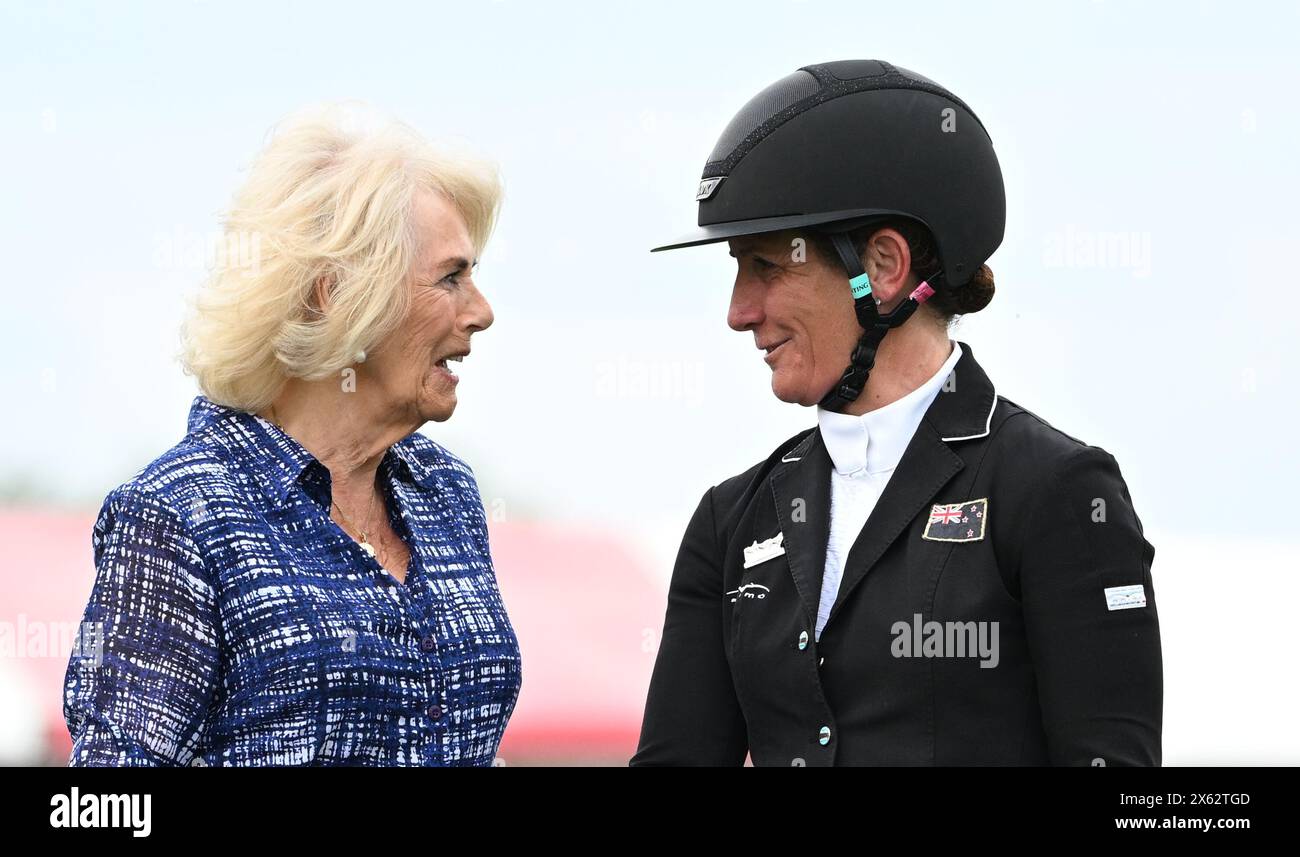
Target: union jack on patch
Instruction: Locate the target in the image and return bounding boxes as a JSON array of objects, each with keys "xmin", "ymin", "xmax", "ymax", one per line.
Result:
[{"xmin": 922, "ymin": 497, "xmax": 988, "ymax": 542}]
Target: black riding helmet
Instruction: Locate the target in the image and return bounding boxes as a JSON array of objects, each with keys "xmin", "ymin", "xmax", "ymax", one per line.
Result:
[{"xmin": 652, "ymin": 59, "xmax": 1006, "ymax": 412}]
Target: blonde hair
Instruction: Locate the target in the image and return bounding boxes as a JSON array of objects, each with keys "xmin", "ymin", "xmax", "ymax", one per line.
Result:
[{"xmin": 180, "ymin": 103, "xmax": 502, "ymax": 412}]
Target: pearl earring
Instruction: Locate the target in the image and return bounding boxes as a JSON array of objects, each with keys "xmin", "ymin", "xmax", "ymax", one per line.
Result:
[
  {"xmin": 874, "ymin": 297, "xmax": 882, "ymax": 306},
  {"xmin": 355, "ymin": 349, "xmax": 367, "ymax": 363}
]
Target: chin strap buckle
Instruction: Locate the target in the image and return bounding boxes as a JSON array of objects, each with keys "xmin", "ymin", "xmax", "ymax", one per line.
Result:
[{"xmin": 818, "ymin": 232, "xmax": 940, "ymax": 413}]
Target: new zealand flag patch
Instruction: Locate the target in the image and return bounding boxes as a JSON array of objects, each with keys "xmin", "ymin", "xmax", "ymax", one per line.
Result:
[{"xmin": 922, "ymin": 497, "xmax": 988, "ymax": 542}]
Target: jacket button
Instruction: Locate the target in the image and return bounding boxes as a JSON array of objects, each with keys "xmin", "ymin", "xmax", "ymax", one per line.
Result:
[
  {"xmin": 797, "ymin": 631, "xmax": 809, "ymax": 650},
  {"xmin": 818, "ymin": 726, "xmax": 832, "ymax": 746},
  {"xmin": 421, "ymin": 635, "xmax": 436, "ymax": 652},
  {"xmin": 426, "ymin": 704, "xmax": 443, "ymax": 720}
]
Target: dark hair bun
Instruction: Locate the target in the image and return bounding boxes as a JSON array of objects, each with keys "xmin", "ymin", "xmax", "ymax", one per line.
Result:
[{"xmin": 948, "ymin": 264, "xmax": 995, "ymax": 314}]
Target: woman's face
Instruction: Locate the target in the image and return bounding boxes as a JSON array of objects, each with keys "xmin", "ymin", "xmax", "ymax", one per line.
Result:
[
  {"xmin": 726, "ymin": 230, "xmax": 864, "ymax": 406},
  {"xmin": 365, "ymin": 189, "xmax": 494, "ymax": 423},
  {"xmin": 726, "ymin": 227, "xmax": 912, "ymax": 406}
]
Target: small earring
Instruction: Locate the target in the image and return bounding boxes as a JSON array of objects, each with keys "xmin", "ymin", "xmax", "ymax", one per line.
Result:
[
  {"xmin": 355, "ymin": 349, "xmax": 367, "ymax": 363},
  {"xmin": 874, "ymin": 297, "xmax": 882, "ymax": 306}
]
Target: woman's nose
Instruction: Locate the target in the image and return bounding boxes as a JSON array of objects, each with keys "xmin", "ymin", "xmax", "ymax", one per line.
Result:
[
  {"xmin": 727, "ymin": 277, "xmax": 765, "ymax": 332},
  {"xmin": 466, "ymin": 282, "xmax": 494, "ymax": 333}
]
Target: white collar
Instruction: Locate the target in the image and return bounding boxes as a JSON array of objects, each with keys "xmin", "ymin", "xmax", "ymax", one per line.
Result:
[{"xmin": 816, "ymin": 340, "xmax": 963, "ymax": 477}]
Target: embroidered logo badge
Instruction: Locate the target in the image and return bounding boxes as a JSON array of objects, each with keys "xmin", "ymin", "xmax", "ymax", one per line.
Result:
[
  {"xmin": 922, "ymin": 498, "xmax": 988, "ymax": 542},
  {"xmin": 1104, "ymin": 584, "xmax": 1146, "ymax": 611},
  {"xmin": 725, "ymin": 583, "xmax": 771, "ymax": 603},
  {"xmin": 742, "ymin": 531, "xmax": 786, "ymax": 569}
]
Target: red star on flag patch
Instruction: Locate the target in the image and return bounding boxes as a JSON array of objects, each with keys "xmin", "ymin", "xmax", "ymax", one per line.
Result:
[{"xmin": 922, "ymin": 497, "xmax": 988, "ymax": 542}]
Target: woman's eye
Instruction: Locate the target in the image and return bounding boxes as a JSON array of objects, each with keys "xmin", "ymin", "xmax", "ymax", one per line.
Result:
[{"xmin": 440, "ymin": 262, "xmax": 478, "ymax": 289}]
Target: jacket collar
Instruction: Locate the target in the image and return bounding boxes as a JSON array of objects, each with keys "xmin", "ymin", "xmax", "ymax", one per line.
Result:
[
  {"xmin": 922, "ymin": 340, "xmax": 998, "ymax": 442},
  {"xmin": 767, "ymin": 341, "xmax": 997, "ymax": 626},
  {"xmin": 816, "ymin": 340, "xmax": 963, "ymax": 477},
  {"xmin": 185, "ymin": 395, "xmax": 439, "ymax": 506}
]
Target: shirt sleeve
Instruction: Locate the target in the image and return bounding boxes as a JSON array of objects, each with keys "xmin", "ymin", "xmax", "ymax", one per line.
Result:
[
  {"xmin": 63, "ymin": 483, "xmax": 221, "ymax": 766},
  {"xmin": 631, "ymin": 487, "xmax": 749, "ymax": 766},
  {"xmin": 1018, "ymin": 445, "xmax": 1163, "ymax": 766}
]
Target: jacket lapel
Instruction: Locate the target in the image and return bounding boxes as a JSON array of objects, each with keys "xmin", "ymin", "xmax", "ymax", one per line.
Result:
[
  {"xmin": 768, "ymin": 430, "xmax": 833, "ymax": 626},
  {"xmin": 825, "ymin": 422, "xmax": 964, "ymax": 626},
  {"xmin": 824, "ymin": 341, "xmax": 998, "ymax": 629}
]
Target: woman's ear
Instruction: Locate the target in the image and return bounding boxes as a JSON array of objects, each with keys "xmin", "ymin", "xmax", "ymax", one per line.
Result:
[
  {"xmin": 862, "ymin": 228, "xmax": 913, "ymax": 310},
  {"xmin": 308, "ymin": 272, "xmax": 336, "ymax": 317}
]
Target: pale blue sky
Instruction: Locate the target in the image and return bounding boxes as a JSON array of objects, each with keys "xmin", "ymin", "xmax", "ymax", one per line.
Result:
[{"xmin": 1, "ymin": 0, "xmax": 1297, "ymax": 543}]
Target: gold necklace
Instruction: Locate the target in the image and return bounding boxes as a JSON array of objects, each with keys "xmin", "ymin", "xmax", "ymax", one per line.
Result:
[
  {"xmin": 267, "ymin": 404, "xmax": 382, "ymax": 560},
  {"xmin": 331, "ymin": 493, "xmax": 380, "ymax": 558}
]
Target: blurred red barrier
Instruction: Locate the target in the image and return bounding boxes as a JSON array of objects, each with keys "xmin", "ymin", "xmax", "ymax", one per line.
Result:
[{"xmin": 0, "ymin": 509, "xmax": 664, "ymax": 766}]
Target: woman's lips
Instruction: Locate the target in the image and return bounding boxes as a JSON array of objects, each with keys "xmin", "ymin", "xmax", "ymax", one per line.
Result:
[
  {"xmin": 763, "ymin": 339, "xmax": 790, "ymax": 367},
  {"xmin": 433, "ymin": 356, "xmax": 460, "ymax": 385}
]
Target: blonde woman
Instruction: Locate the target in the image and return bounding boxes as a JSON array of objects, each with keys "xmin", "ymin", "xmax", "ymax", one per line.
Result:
[{"xmin": 62, "ymin": 106, "xmax": 521, "ymax": 766}]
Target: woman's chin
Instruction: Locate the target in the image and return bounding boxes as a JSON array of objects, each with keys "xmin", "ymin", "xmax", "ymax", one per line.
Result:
[
  {"xmin": 413, "ymin": 382, "xmax": 457, "ymax": 422},
  {"xmin": 771, "ymin": 371, "xmax": 838, "ymax": 407},
  {"xmin": 770, "ymin": 372, "xmax": 807, "ymax": 406},
  {"xmin": 418, "ymin": 393, "xmax": 457, "ymax": 423},
  {"xmin": 416, "ymin": 368, "xmax": 461, "ymax": 421}
]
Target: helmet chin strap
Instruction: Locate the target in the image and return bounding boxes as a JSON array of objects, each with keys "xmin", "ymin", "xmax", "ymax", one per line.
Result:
[{"xmin": 817, "ymin": 232, "xmax": 939, "ymax": 413}]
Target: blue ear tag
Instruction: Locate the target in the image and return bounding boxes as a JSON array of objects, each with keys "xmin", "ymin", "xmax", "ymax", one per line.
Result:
[{"xmin": 849, "ymin": 272, "xmax": 872, "ymax": 300}]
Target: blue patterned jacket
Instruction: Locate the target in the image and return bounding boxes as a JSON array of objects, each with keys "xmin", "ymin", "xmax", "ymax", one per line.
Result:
[{"xmin": 63, "ymin": 395, "xmax": 521, "ymax": 766}]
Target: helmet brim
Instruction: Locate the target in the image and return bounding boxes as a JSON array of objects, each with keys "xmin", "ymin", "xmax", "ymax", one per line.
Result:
[{"xmin": 650, "ymin": 207, "xmax": 903, "ymax": 252}]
